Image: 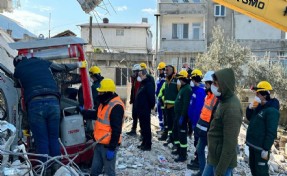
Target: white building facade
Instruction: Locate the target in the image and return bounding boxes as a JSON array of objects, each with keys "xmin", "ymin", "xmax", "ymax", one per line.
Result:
[
  {"xmin": 158, "ymin": 0, "xmax": 207, "ymax": 69},
  {"xmin": 79, "ymin": 20, "xmax": 152, "ymax": 54}
]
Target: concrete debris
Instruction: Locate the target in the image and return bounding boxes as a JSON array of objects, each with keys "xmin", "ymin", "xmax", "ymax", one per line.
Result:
[{"xmin": 115, "ymin": 114, "xmax": 287, "ymax": 176}]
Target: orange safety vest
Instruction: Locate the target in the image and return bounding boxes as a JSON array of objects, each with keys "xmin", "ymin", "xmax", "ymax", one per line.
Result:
[
  {"xmin": 200, "ymin": 92, "xmax": 217, "ymax": 123},
  {"xmin": 94, "ymin": 96, "xmax": 125, "ymax": 145}
]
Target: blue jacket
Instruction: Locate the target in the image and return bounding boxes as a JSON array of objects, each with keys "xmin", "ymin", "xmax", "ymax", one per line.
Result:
[
  {"xmin": 14, "ymin": 57, "xmax": 78, "ymax": 104},
  {"xmin": 188, "ymin": 84, "xmax": 206, "ymax": 128},
  {"xmin": 156, "ymin": 76, "xmax": 165, "ymax": 97}
]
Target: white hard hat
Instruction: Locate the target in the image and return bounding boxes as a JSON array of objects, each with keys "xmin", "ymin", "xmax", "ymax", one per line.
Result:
[
  {"xmin": 202, "ymin": 71, "xmax": 215, "ymax": 82},
  {"xmin": 132, "ymin": 64, "xmax": 141, "ymax": 71}
]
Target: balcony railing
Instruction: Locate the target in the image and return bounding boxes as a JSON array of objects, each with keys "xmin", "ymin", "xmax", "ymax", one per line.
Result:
[
  {"xmin": 160, "ymin": 39, "xmax": 207, "ymax": 52},
  {"xmin": 159, "ymin": 0, "xmax": 207, "ymax": 15}
]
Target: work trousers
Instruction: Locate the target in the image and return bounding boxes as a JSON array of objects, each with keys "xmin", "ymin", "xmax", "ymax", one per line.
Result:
[
  {"xmin": 157, "ymin": 101, "xmax": 164, "ymax": 130},
  {"xmin": 166, "ymin": 107, "xmax": 175, "ymax": 142},
  {"xmin": 249, "ymin": 147, "xmax": 269, "ymax": 176},
  {"xmin": 197, "ymin": 136, "xmax": 208, "ymax": 174},
  {"xmin": 131, "ymin": 104, "xmax": 138, "ymax": 131},
  {"xmin": 138, "ymin": 113, "xmax": 152, "ymax": 147},
  {"xmin": 173, "ymin": 114, "xmax": 188, "ymax": 157},
  {"xmin": 91, "ymin": 144, "xmax": 117, "ymax": 176}
]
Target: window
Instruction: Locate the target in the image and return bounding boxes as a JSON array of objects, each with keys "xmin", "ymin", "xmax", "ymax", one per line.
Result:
[
  {"xmin": 115, "ymin": 67, "xmax": 130, "ymax": 86},
  {"xmin": 214, "ymin": 5, "xmax": 226, "ymax": 17},
  {"xmin": 116, "ymin": 29, "xmax": 124, "ymax": 36},
  {"xmin": 192, "ymin": 23, "xmax": 201, "ymax": 40},
  {"xmin": 190, "ymin": 57, "xmax": 196, "ymax": 69},
  {"xmin": 172, "ymin": 23, "xmax": 189, "ymax": 39}
]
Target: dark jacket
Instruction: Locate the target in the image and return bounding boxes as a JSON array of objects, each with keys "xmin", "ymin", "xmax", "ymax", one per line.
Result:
[
  {"xmin": 246, "ymin": 98, "xmax": 280, "ymax": 151},
  {"xmin": 174, "ymin": 83, "xmax": 192, "ymax": 119},
  {"xmin": 78, "ymin": 77, "xmax": 103, "ymax": 109},
  {"xmin": 14, "ymin": 57, "xmax": 78, "ymax": 104},
  {"xmin": 81, "ymin": 93, "xmax": 124, "ymax": 150},
  {"xmin": 133, "ymin": 75, "xmax": 155, "ymax": 117},
  {"xmin": 207, "ymin": 68, "xmax": 243, "ymax": 176}
]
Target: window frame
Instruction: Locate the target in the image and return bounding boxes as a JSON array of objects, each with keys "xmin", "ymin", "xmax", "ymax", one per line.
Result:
[
  {"xmin": 116, "ymin": 29, "xmax": 124, "ymax": 36},
  {"xmin": 214, "ymin": 4, "xmax": 226, "ymax": 17}
]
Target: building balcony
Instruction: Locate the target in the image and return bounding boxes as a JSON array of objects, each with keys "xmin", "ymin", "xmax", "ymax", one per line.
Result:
[
  {"xmin": 160, "ymin": 39, "xmax": 207, "ymax": 53},
  {"xmin": 159, "ymin": 0, "xmax": 207, "ymax": 15}
]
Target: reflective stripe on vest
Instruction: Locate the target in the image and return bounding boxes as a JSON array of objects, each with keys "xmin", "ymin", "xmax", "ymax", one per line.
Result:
[
  {"xmin": 94, "ymin": 96, "xmax": 125, "ymax": 145},
  {"xmin": 164, "ymin": 100, "xmax": 175, "ymax": 104},
  {"xmin": 200, "ymin": 93, "xmax": 217, "ymax": 123}
]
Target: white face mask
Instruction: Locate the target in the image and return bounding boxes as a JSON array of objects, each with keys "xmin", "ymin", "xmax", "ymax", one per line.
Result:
[
  {"xmin": 181, "ymin": 68, "xmax": 187, "ymax": 71},
  {"xmin": 254, "ymin": 96, "xmax": 261, "ymax": 104},
  {"xmin": 137, "ymin": 76, "xmax": 142, "ymax": 82},
  {"xmin": 211, "ymin": 84, "xmax": 221, "ymax": 97},
  {"xmin": 190, "ymin": 81, "xmax": 194, "ymax": 87},
  {"xmin": 177, "ymin": 79, "xmax": 181, "ymax": 86}
]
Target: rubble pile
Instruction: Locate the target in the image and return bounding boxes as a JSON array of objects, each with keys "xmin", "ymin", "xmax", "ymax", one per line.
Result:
[{"xmin": 115, "ymin": 114, "xmax": 287, "ymax": 176}]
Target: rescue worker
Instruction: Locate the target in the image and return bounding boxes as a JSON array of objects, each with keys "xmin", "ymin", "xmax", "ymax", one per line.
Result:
[
  {"xmin": 202, "ymin": 68, "xmax": 242, "ymax": 176},
  {"xmin": 187, "ymin": 69, "xmax": 205, "ymax": 167},
  {"xmin": 188, "ymin": 71, "xmax": 218, "ymax": 175},
  {"xmin": 160, "ymin": 65, "xmax": 179, "ymax": 146},
  {"xmin": 181, "ymin": 63, "xmax": 192, "ymax": 78},
  {"xmin": 87, "ymin": 78, "xmax": 125, "ymax": 176},
  {"xmin": 126, "ymin": 64, "xmax": 141, "ymax": 135},
  {"xmin": 13, "ymin": 55, "xmax": 87, "ymax": 174},
  {"xmin": 246, "ymin": 81, "xmax": 280, "ymax": 176},
  {"xmin": 156, "ymin": 62, "xmax": 166, "ymax": 131},
  {"xmin": 140, "ymin": 62, "xmax": 155, "ymax": 90},
  {"xmin": 78, "ymin": 66, "xmax": 104, "ymax": 109},
  {"xmin": 173, "ymin": 70, "xmax": 192, "ymax": 162},
  {"xmin": 134, "ymin": 64, "xmax": 155, "ymax": 151}
]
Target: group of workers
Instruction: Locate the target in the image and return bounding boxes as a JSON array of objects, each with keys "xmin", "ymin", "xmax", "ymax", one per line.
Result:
[
  {"xmin": 127, "ymin": 61, "xmax": 280, "ymax": 176},
  {"xmin": 13, "ymin": 54, "xmax": 280, "ymax": 176}
]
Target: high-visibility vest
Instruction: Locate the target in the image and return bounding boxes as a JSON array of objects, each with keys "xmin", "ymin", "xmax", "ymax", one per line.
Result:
[
  {"xmin": 200, "ymin": 92, "xmax": 217, "ymax": 123},
  {"xmin": 94, "ymin": 96, "xmax": 125, "ymax": 145}
]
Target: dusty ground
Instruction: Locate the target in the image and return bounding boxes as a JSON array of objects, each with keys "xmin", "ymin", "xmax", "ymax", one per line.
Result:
[{"xmin": 113, "ymin": 111, "xmax": 287, "ymax": 176}]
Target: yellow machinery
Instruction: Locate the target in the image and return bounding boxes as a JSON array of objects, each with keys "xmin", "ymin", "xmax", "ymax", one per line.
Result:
[{"xmin": 213, "ymin": 0, "xmax": 287, "ymax": 32}]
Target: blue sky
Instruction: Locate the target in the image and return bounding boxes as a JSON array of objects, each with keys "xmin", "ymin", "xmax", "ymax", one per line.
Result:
[{"xmin": 3, "ymin": 0, "xmax": 157, "ymax": 39}]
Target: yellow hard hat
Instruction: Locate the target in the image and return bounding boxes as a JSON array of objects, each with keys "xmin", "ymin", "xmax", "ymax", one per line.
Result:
[
  {"xmin": 157, "ymin": 62, "xmax": 166, "ymax": 70},
  {"xmin": 253, "ymin": 81, "xmax": 273, "ymax": 92},
  {"xmin": 191, "ymin": 69, "xmax": 203, "ymax": 77},
  {"xmin": 97, "ymin": 78, "xmax": 116, "ymax": 93},
  {"xmin": 89, "ymin": 66, "xmax": 101, "ymax": 74},
  {"xmin": 176, "ymin": 70, "xmax": 188, "ymax": 79},
  {"xmin": 140, "ymin": 63, "xmax": 147, "ymax": 70}
]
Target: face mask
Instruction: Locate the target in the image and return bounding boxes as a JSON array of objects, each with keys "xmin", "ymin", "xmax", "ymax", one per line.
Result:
[
  {"xmin": 137, "ymin": 76, "xmax": 142, "ymax": 82},
  {"xmin": 181, "ymin": 68, "xmax": 187, "ymax": 71},
  {"xmin": 190, "ymin": 81, "xmax": 194, "ymax": 87},
  {"xmin": 211, "ymin": 84, "xmax": 221, "ymax": 97},
  {"xmin": 254, "ymin": 96, "xmax": 261, "ymax": 104},
  {"xmin": 177, "ymin": 79, "xmax": 181, "ymax": 86}
]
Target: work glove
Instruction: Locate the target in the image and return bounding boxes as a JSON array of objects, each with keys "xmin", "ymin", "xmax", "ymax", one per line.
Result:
[
  {"xmin": 77, "ymin": 60, "xmax": 87, "ymax": 68},
  {"xmin": 22, "ymin": 129, "xmax": 30, "ymax": 137},
  {"xmin": 179, "ymin": 116, "xmax": 184, "ymax": 126},
  {"xmin": 106, "ymin": 149, "xmax": 115, "ymax": 161},
  {"xmin": 261, "ymin": 150, "xmax": 269, "ymax": 160}
]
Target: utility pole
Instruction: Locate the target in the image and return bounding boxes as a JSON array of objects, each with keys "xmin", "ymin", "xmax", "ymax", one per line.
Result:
[
  {"xmin": 89, "ymin": 16, "xmax": 92, "ymax": 45},
  {"xmin": 48, "ymin": 13, "xmax": 51, "ymax": 38},
  {"xmin": 154, "ymin": 13, "xmax": 160, "ymax": 77}
]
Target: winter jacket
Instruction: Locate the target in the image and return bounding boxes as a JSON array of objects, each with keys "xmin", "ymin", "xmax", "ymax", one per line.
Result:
[
  {"xmin": 164, "ymin": 75, "xmax": 179, "ymax": 108},
  {"xmin": 188, "ymin": 85, "xmax": 206, "ymax": 128},
  {"xmin": 207, "ymin": 68, "xmax": 243, "ymax": 176},
  {"xmin": 246, "ymin": 98, "xmax": 280, "ymax": 151},
  {"xmin": 133, "ymin": 75, "xmax": 155, "ymax": 117},
  {"xmin": 174, "ymin": 84, "xmax": 192, "ymax": 118},
  {"xmin": 130, "ymin": 76, "xmax": 141, "ymax": 104},
  {"xmin": 14, "ymin": 57, "xmax": 78, "ymax": 104}
]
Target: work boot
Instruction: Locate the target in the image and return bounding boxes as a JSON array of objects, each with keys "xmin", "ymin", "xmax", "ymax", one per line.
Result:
[
  {"xmin": 126, "ymin": 129, "xmax": 136, "ymax": 136},
  {"xmin": 193, "ymin": 171, "xmax": 202, "ymax": 176},
  {"xmin": 137, "ymin": 142, "xmax": 144, "ymax": 149},
  {"xmin": 158, "ymin": 132, "xmax": 168, "ymax": 141},
  {"xmin": 163, "ymin": 137, "xmax": 173, "ymax": 146},
  {"xmin": 171, "ymin": 150, "xmax": 179, "ymax": 155},
  {"xmin": 187, "ymin": 160, "xmax": 200, "ymax": 170},
  {"xmin": 140, "ymin": 145, "xmax": 151, "ymax": 151}
]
